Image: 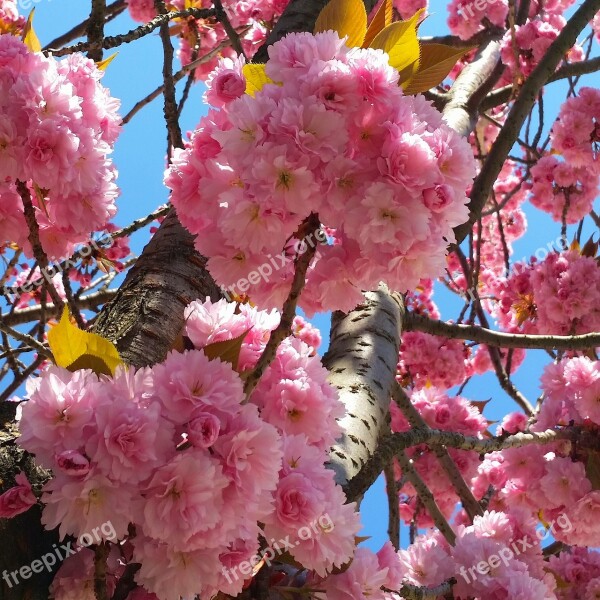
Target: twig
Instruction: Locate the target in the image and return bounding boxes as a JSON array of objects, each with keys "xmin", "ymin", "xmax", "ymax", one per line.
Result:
[
  {"xmin": 47, "ymin": 7, "xmax": 216, "ymax": 56},
  {"xmin": 16, "ymin": 181, "xmax": 64, "ymax": 309},
  {"xmin": 397, "ymin": 450, "xmax": 456, "ymax": 545},
  {"xmin": 243, "ymin": 215, "xmax": 320, "ymax": 398},
  {"xmin": 392, "ymin": 383, "xmax": 483, "ymax": 521},
  {"xmin": 155, "ymin": 0, "xmax": 184, "ymax": 152},
  {"xmin": 43, "ymin": 0, "xmax": 126, "ymax": 51},
  {"xmin": 121, "ymin": 36, "xmax": 242, "ymax": 125},
  {"xmin": 459, "ymin": 0, "xmax": 600, "ymax": 244},
  {"xmin": 213, "ymin": 0, "xmax": 247, "ymax": 59},
  {"xmin": 1, "ymin": 289, "xmax": 118, "ymax": 327},
  {"xmin": 384, "ymin": 463, "xmax": 400, "ymax": 550}
]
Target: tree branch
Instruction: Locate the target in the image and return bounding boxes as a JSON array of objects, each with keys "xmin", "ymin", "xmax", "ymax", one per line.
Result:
[
  {"xmin": 323, "ymin": 285, "xmax": 405, "ymax": 493},
  {"xmin": 404, "ymin": 312, "xmax": 600, "ymax": 351},
  {"xmin": 455, "ymin": 0, "xmax": 600, "ymax": 244}
]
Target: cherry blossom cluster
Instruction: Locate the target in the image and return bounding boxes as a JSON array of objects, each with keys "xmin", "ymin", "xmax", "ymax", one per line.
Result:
[
  {"xmin": 166, "ymin": 31, "xmax": 475, "ymax": 314},
  {"xmin": 12, "ymin": 298, "xmax": 361, "ymax": 600},
  {"xmin": 499, "ymin": 12, "xmax": 584, "ymax": 83},
  {"xmin": 485, "ymin": 249, "xmax": 600, "ymax": 336},
  {"xmin": 547, "ymin": 547, "xmax": 600, "ymax": 600},
  {"xmin": 445, "ymin": 159, "xmax": 528, "ymax": 288},
  {"xmin": 398, "ymin": 332, "xmax": 471, "ymax": 391},
  {"xmin": 397, "ymin": 511, "xmax": 559, "ymax": 598},
  {"xmin": 390, "ymin": 386, "xmax": 488, "ymax": 526},
  {"xmin": 534, "ymin": 356, "xmax": 600, "ymax": 431},
  {"xmin": 529, "ymin": 87, "xmax": 600, "ymax": 223},
  {"xmin": 126, "ymin": 0, "xmax": 290, "ymax": 80},
  {"xmin": 0, "ymin": 0, "xmax": 23, "ymax": 35},
  {"xmin": 0, "ymin": 35, "xmax": 121, "ymax": 260}
]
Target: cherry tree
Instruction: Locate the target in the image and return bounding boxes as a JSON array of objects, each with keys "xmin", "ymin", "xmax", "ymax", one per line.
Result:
[{"xmin": 0, "ymin": 0, "xmax": 599, "ymax": 598}]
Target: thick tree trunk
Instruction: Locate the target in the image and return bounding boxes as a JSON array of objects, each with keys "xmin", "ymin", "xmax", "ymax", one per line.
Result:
[
  {"xmin": 92, "ymin": 208, "xmax": 221, "ymax": 366},
  {"xmin": 0, "ymin": 402, "xmax": 58, "ymax": 600}
]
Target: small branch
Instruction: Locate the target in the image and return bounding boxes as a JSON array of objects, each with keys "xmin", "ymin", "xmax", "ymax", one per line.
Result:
[
  {"xmin": 155, "ymin": 0, "xmax": 184, "ymax": 152},
  {"xmin": 43, "ymin": 0, "xmax": 127, "ymax": 51},
  {"xmin": 94, "ymin": 543, "xmax": 109, "ymax": 600},
  {"xmin": 47, "ymin": 7, "xmax": 216, "ymax": 56},
  {"xmin": 481, "ymin": 57, "xmax": 600, "ymax": 110},
  {"xmin": 404, "ymin": 312, "xmax": 600, "ymax": 351},
  {"xmin": 1, "ymin": 290, "xmax": 117, "ymax": 327},
  {"xmin": 397, "ymin": 580, "xmax": 455, "ymax": 600},
  {"xmin": 121, "ymin": 36, "xmax": 241, "ymax": 125},
  {"xmin": 243, "ymin": 215, "xmax": 320, "ymax": 398},
  {"xmin": 213, "ymin": 0, "xmax": 246, "ymax": 59},
  {"xmin": 392, "ymin": 383, "xmax": 483, "ymax": 521},
  {"xmin": 0, "ymin": 318, "xmax": 52, "ymax": 360},
  {"xmin": 397, "ymin": 450, "xmax": 456, "ymax": 545},
  {"xmin": 458, "ymin": 0, "xmax": 600, "ymax": 244},
  {"xmin": 344, "ymin": 425, "xmax": 597, "ymax": 501},
  {"xmin": 384, "ymin": 463, "xmax": 400, "ymax": 550},
  {"xmin": 16, "ymin": 181, "xmax": 64, "ymax": 309}
]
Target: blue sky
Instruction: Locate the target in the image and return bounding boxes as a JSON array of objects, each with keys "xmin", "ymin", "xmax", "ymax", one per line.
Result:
[{"xmin": 26, "ymin": 0, "xmax": 600, "ymax": 552}]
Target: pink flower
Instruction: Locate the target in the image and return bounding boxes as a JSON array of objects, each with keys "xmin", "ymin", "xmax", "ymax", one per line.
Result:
[
  {"xmin": 152, "ymin": 349, "xmax": 244, "ymax": 425},
  {"xmin": 205, "ymin": 56, "xmax": 247, "ymax": 108},
  {"xmin": 0, "ymin": 472, "xmax": 36, "ymax": 518},
  {"xmin": 273, "ymin": 472, "xmax": 322, "ymax": 529},
  {"xmin": 323, "ymin": 547, "xmax": 389, "ymax": 600},
  {"xmin": 376, "ymin": 541, "xmax": 403, "ymax": 590},
  {"xmin": 41, "ymin": 472, "xmax": 134, "ymax": 540},
  {"xmin": 18, "ymin": 366, "xmax": 103, "ymax": 468},
  {"xmin": 187, "ymin": 411, "xmax": 220, "ymax": 449},
  {"xmin": 55, "ymin": 450, "xmax": 91, "ymax": 477},
  {"xmin": 85, "ymin": 400, "xmax": 175, "ymax": 484},
  {"xmin": 141, "ymin": 450, "xmax": 229, "ymax": 551}
]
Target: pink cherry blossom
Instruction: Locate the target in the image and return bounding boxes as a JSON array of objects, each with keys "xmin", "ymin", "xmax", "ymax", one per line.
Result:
[{"xmin": 0, "ymin": 471, "xmax": 36, "ymax": 518}]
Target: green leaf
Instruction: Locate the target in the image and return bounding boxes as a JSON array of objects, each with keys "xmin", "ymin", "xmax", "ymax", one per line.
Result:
[
  {"xmin": 369, "ymin": 8, "xmax": 423, "ymax": 76},
  {"xmin": 202, "ymin": 329, "xmax": 250, "ymax": 371},
  {"xmin": 242, "ymin": 63, "xmax": 274, "ymax": 96},
  {"xmin": 47, "ymin": 307, "xmax": 123, "ymax": 376},
  {"xmin": 314, "ymin": 0, "xmax": 368, "ymax": 48},
  {"xmin": 403, "ymin": 43, "xmax": 474, "ymax": 94}
]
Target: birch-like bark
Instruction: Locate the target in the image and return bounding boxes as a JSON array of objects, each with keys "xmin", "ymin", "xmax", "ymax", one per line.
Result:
[{"xmin": 323, "ymin": 286, "xmax": 405, "ymax": 495}]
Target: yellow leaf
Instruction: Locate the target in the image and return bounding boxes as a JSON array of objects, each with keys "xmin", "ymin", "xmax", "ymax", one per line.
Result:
[
  {"xmin": 47, "ymin": 307, "xmax": 122, "ymax": 376},
  {"xmin": 96, "ymin": 52, "xmax": 118, "ymax": 71},
  {"xmin": 22, "ymin": 9, "xmax": 41, "ymax": 53},
  {"xmin": 242, "ymin": 63, "xmax": 274, "ymax": 96},
  {"xmin": 202, "ymin": 329, "xmax": 250, "ymax": 371},
  {"xmin": 369, "ymin": 8, "xmax": 424, "ymax": 76},
  {"xmin": 363, "ymin": 0, "xmax": 392, "ymax": 48},
  {"xmin": 314, "ymin": 0, "xmax": 367, "ymax": 48},
  {"xmin": 402, "ymin": 43, "xmax": 474, "ymax": 94},
  {"xmin": 581, "ymin": 235, "xmax": 599, "ymax": 258}
]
